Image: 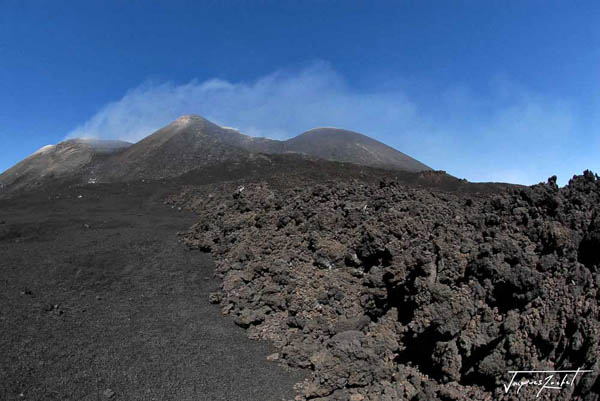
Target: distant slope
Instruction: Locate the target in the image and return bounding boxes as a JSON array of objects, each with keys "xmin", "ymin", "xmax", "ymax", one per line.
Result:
[
  {"xmin": 98, "ymin": 115, "xmax": 254, "ymax": 180},
  {"xmin": 282, "ymin": 128, "xmax": 431, "ymax": 172},
  {"xmin": 0, "ymin": 138, "xmax": 131, "ymax": 192},
  {"xmin": 1, "ymin": 115, "xmax": 433, "ymax": 193},
  {"xmin": 100, "ymin": 115, "xmax": 431, "ymax": 180}
]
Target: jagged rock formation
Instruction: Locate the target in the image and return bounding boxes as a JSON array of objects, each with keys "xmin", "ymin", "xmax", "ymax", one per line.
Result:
[{"xmin": 174, "ymin": 171, "xmax": 600, "ymax": 401}]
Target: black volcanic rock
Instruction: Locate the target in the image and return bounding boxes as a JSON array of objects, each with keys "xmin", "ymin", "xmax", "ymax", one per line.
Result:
[
  {"xmin": 4, "ymin": 118, "xmax": 599, "ymax": 400},
  {"xmin": 176, "ymin": 171, "xmax": 600, "ymax": 401}
]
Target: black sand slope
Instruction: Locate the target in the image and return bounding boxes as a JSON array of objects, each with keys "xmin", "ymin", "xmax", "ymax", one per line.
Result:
[{"xmin": 0, "ymin": 180, "xmax": 305, "ymax": 401}]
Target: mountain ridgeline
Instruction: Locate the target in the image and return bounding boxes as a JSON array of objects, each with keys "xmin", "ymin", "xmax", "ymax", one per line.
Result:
[
  {"xmin": 0, "ymin": 138, "xmax": 131, "ymax": 192},
  {"xmin": 0, "ymin": 115, "xmax": 432, "ymax": 193}
]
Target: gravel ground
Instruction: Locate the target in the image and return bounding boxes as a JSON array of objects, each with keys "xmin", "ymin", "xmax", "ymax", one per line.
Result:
[{"xmin": 0, "ymin": 180, "xmax": 305, "ymax": 401}]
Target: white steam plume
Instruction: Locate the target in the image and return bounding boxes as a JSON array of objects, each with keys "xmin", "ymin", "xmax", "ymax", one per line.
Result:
[{"xmin": 68, "ymin": 62, "xmax": 594, "ymax": 185}]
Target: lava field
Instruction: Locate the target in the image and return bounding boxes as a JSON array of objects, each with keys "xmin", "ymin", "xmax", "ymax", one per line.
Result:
[{"xmin": 170, "ymin": 171, "xmax": 600, "ymax": 401}]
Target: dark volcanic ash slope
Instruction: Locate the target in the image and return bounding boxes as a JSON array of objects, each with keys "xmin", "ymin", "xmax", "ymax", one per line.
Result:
[
  {"xmin": 0, "ymin": 138, "xmax": 131, "ymax": 192},
  {"xmin": 1, "ymin": 115, "xmax": 432, "ymax": 195},
  {"xmin": 0, "ymin": 177, "xmax": 306, "ymax": 401},
  {"xmin": 230, "ymin": 125, "xmax": 432, "ymax": 172},
  {"xmin": 102, "ymin": 115, "xmax": 432, "ymax": 180},
  {"xmin": 0, "ymin": 116, "xmax": 267, "ymax": 194},
  {"xmin": 283, "ymin": 128, "xmax": 431, "ymax": 172},
  {"xmin": 99, "ymin": 115, "xmax": 253, "ymax": 180},
  {"xmin": 174, "ymin": 171, "xmax": 600, "ymax": 401}
]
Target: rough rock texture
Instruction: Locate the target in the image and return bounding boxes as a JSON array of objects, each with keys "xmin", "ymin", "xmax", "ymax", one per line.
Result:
[{"xmin": 173, "ymin": 171, "xmax": 600, "ymax": 400}]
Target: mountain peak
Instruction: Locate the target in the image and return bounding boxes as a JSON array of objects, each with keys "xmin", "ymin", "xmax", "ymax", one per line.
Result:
[
  {"xmin": 299, "ymin": 127, "xmax": 366, "ymax": 139},
  {"xmin": 173, "ymin": 114, "xmax": 208, "ymax": 126},
  {"xmin": 287, "ymin": 127, "xmax": 431, "ymax": 172},
  {"xmin": 303, "ymin": 127, "xmax": 346, "ymax": 133},
  {"xmin": 0, "ymin": 137, "xmax": 132, "ymax": 192},
  {"xmin": 33, "ymin": 144, "xmax": 57, "ymax": 155},
  {"xmin": 65, "ymin": 138, "xmax": 132, "ymax": 150},
  {"xmin": 1, "ymin": 117, "xmax": 431, "ymax": 193}
]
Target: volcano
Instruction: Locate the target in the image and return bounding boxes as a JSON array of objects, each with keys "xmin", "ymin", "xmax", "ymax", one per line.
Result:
[
  {"xmin": 101, "ymin": 115, "xmax": 431, "ymax": 179},
  {"xmin": 282, "ymin": 127, "xmax": 430, "ymax": 172},
  {"xmin": 0, "ymin": 138, "xmax": 131, "ymax": 193},
  {"xmin": 1, "ymin": 114, "xmax": 599, "ymax": 401},
  {"xmin": 1, "ymin": 115, "xmax": 431, "ymax": 194}
]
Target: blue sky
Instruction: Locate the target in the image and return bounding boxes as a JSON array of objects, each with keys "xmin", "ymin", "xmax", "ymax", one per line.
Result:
[{"xmin": 1, "ymin": 1, "xmax": 599, "ymax": 184}]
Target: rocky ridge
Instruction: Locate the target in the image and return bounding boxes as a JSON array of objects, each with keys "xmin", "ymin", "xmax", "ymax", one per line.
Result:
[{"xmin": 172, "ymin": 171, "xmax": 600, "ymax": 400}]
